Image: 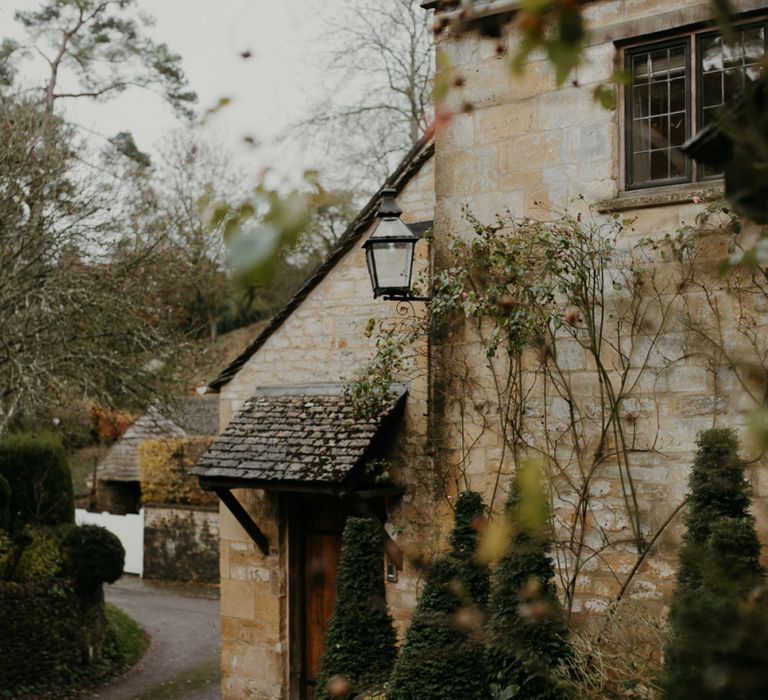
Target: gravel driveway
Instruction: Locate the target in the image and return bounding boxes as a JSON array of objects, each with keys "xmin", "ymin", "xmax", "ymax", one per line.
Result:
[{"xmin": 85, "ymin": 576, "xmax": 221, "ymax": 700}]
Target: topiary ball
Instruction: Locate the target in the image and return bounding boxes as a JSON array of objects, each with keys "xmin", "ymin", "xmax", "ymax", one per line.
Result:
[{"xmin": 61, "ymin": 524, "xmax": 125, "ymax": 594}]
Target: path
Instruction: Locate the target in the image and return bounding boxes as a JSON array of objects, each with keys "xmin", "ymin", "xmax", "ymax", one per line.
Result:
[{"xmin": 86, "ymin": 576, "xmax": 221, "ymax": 700}]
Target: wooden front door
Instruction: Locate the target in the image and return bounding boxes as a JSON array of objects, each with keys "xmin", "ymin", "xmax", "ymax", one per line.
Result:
[{"xmin": 291, "ymin": 497, "xmax": 347, "ymax": 700}]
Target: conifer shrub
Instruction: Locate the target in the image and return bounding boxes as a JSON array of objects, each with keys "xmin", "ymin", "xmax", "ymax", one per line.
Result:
[
  {"xmin": 316, "ymin": 517, "xmax": 397, "ymax": 700},
  {"xmin": 0, "ymin": 579, "xmax": 82, "ymax": 689},
  {"xmin": 486, "ymin": 470, "xmax": 571, "ymax": 699},
  {"xmin": 0, "ymin": 432, "xmax": 74, "ymax": 532},
  {"xmin": 662, "ymin": 428, "xmax": 768, "ymax": 699},
  {"xmin": 387, "ymin": 491, "xmax": 490, "ymax": 700}
]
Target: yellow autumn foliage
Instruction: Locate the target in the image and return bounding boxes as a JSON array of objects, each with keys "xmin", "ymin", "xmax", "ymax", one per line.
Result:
[{"xmin": 138, "ymin": 438, "xmax": 216, "ymax": 506}]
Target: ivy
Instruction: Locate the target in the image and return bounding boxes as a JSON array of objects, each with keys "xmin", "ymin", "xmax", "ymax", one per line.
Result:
[{"xmin": 345, "ymin": 313, "xmax": 424, "ymax": 420}]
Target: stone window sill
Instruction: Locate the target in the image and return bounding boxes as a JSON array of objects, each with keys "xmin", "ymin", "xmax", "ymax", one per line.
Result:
[{"xmin": 596, "ymin": 182, "xmax": 725, "ymax": 213}]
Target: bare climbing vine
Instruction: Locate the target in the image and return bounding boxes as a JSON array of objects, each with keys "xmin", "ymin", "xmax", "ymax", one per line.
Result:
[{"xmin": 347, "ymin": 201, "xmax": 768, "ymax": 616}]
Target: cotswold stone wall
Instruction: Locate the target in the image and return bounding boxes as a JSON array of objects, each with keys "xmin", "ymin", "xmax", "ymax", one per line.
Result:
[
  {"xmin": 433, "ymin": 0, "xmax": 768, "ymax": 616},
  {"xmin": 215, "ymin": 158, "xmax": 435, "ymax": 699},
  {"xmin": 212, "ymin": 1, "xmax": 768, "ymax": 696},
  {"xmin": 143, "ymin": 504, "xmax": 219, "ymax": 584}
]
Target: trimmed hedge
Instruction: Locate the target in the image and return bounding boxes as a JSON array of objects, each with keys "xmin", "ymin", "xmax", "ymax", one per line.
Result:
[
  {"xmin": 662, "ymin": 429, "xmax": 768, "ymax": 699},
  {"xmin": 387, "ymin": 492, "xmax": 490, "ymax": 700},
  {"xmin": 316, "ymin": 518, "xmax": 397, "ymax": 699},
  {"xmin": 0, "ymin": 433, "xmax": 74, "ymax": 532},
  {"xmin": 486, "ymin": 474, "xmax": 571, "ymax": 699},
  {"xmin": 0, "ymin": 473, "xmax": 10, "ymax": 530},
  {"xmin": 0, "ymin": 579, "xmax": 82, "ymax": 690}
]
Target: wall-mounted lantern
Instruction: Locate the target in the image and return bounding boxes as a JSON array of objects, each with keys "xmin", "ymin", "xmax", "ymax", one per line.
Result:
[{"xmin": 363, "ymin": 188, "xmax": 429, "ymax": 301}]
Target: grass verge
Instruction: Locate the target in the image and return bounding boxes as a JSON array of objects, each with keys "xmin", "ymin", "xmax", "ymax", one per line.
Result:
[{"xmin": 102, "ymin": 602, "xmax": 150, "ymax": 667}]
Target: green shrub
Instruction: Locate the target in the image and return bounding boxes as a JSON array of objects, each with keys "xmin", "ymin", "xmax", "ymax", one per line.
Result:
[
  {"xmin": 316, "ymin": 518, "xmax": 397, "ymax": 699},
  {"xmin": 0, "ymin": 473, "xmax": 10, "ymax": 530},
  {"xmin": 662, "ymin": 428, "xmax": 768, "ymax": 699},
  {"xmin": 0, "ymin": 581, "xmax": 147, "ymax": 696},
  {"xmin": 12, "ymin": 526, "xmax": 65, "ymax": 581},
  {"xmin": 387, "ymin": 491, "xmax": 490, "ymax": 700},
  {"xmin": 0, "ymin": 528, "xmax": 13, "ymax": 579},
  {"xmin": 0, "ymin": 433, "xmax": 74, "ymax": 532},
  {"xmin": 61, "ymin": 524, "xmax": 125, "ymax": 596},
  {"xmin": 0, "ymin": 579, "xmax": 82, "ymax": 690},
  {"xmin": 486, "ymin": 473, "xmax": 571, "ymax": 699}
]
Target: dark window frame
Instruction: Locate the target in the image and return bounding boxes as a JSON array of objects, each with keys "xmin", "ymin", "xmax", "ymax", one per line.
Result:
[
  {"xmin": 623, "ymin": 19, "xmax": 767, "ymax": 191},
  {"xmin": 625, "ymin": 38, "xmax": 692, "ymax": 190}
]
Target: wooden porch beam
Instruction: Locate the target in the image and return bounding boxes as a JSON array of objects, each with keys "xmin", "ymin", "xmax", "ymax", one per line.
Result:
[{"xmin": 214, "ymin": 488, "xmax": 269, "ymax": 556}]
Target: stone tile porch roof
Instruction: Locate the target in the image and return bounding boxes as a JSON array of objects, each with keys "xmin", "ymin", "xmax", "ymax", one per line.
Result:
[{"xmin": 191, "ymin": 384, "xmax": 407, "ymax": 487}]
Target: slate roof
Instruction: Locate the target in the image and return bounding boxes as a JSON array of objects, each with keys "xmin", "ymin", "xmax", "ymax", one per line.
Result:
[
  {"xmin": 97, "ymin": 396, "xmax": 219, "ymax": 482},
  {"xmin": 191, "ymin": 384, "xmax": 407, "ymax": 487}
]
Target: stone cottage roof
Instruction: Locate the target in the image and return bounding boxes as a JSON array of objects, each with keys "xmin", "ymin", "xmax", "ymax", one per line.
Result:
[
  {"xmin": 208, "ymin": 136, "xmax": 434, "ymax": 391},
  {"xmin": 97, "ymin": 396, "xmax": 220, "ymax": 482},
  {"xmin": 191, "ymin": 384, "xmax": 406, "ymax": 487}
]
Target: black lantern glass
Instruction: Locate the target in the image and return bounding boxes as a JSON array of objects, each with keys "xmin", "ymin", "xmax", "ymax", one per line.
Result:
[{"xmin": 363, "ymin": 188, "xmax": 419, "ymax": 299}]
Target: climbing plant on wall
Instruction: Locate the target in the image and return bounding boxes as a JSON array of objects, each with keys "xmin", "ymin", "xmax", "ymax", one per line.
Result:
[
  {"xmin": 350, "ymin": 201, "xmax": 768, "ymax": 620},
  {"xmin": 138, "ymin": 438, "xmax": 217, "ymax": 506}
]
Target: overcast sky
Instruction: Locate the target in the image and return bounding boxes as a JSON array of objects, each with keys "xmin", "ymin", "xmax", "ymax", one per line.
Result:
[{"xmin": 1, "ymin": 0, "xmax": 347, "ymax": 183}]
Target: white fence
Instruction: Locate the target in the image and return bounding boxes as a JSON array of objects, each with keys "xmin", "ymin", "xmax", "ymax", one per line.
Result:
[{"xmin": 75, "ymin": 508, "xmax": 144, "ymax": 576}]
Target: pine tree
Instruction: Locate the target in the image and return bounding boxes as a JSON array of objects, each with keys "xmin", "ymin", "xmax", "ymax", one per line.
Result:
[
  {"xmin": 662, "ymin": 428, "xmax": 768, "ymax": 699},
  {"xmin": 316, "ymin": 517, "xmax": 397, "ymax": 699},
  {"xmin": 387, "ymin": 491, "xmax": 490, "ymax": 700},
  {"xmin": 486, "ymin": 469, "xmax": 570, "ymax": 699}
]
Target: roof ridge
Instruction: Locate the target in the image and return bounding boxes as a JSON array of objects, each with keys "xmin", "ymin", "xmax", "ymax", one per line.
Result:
[{"xmin": 208, "ymin": 136, "xmax": 434, "ymax": 391}]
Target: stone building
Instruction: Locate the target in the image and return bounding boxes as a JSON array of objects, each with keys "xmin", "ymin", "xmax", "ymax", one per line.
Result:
[
  {"xmin": 192, "ymin": 1, "xmax": 768, "ymax": 697},
  {"xmin": 97, "ymin": 395, "xmax": 220, "ymax": 514},
  {"xmin": 95, "ymin": 396, "xmax": 220, "ymax": 583}
]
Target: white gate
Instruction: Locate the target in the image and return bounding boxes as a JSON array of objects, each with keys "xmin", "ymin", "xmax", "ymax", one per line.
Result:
[{"xmin": 75, "ymin": 508, "xmax": 144, "ymax": 576}]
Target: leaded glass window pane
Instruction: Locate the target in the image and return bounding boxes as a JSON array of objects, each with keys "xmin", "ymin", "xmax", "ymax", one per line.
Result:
[
  {"xmin": 626, "ymin": 22, "xmax": 765, "ymax": 190},
  {"xmin": 628, "ymin": 42, "xmax": 688, "ymax": 187}
]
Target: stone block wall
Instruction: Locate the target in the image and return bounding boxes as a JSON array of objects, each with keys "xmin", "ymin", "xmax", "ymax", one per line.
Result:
[
  {"xmin": 143, "ymin": 503, "xmax": 219, "ymax": 584},
  {"xmin": 211, "ymin": 2, "xmax": 768, "ymax": 696},
  {"xmin": 216, "ymin": 159, "xmax": 435, "ymax": 698},
  {"xmin": 432, "ymin": 0, "xmax": 768, "ymax": 616}
]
